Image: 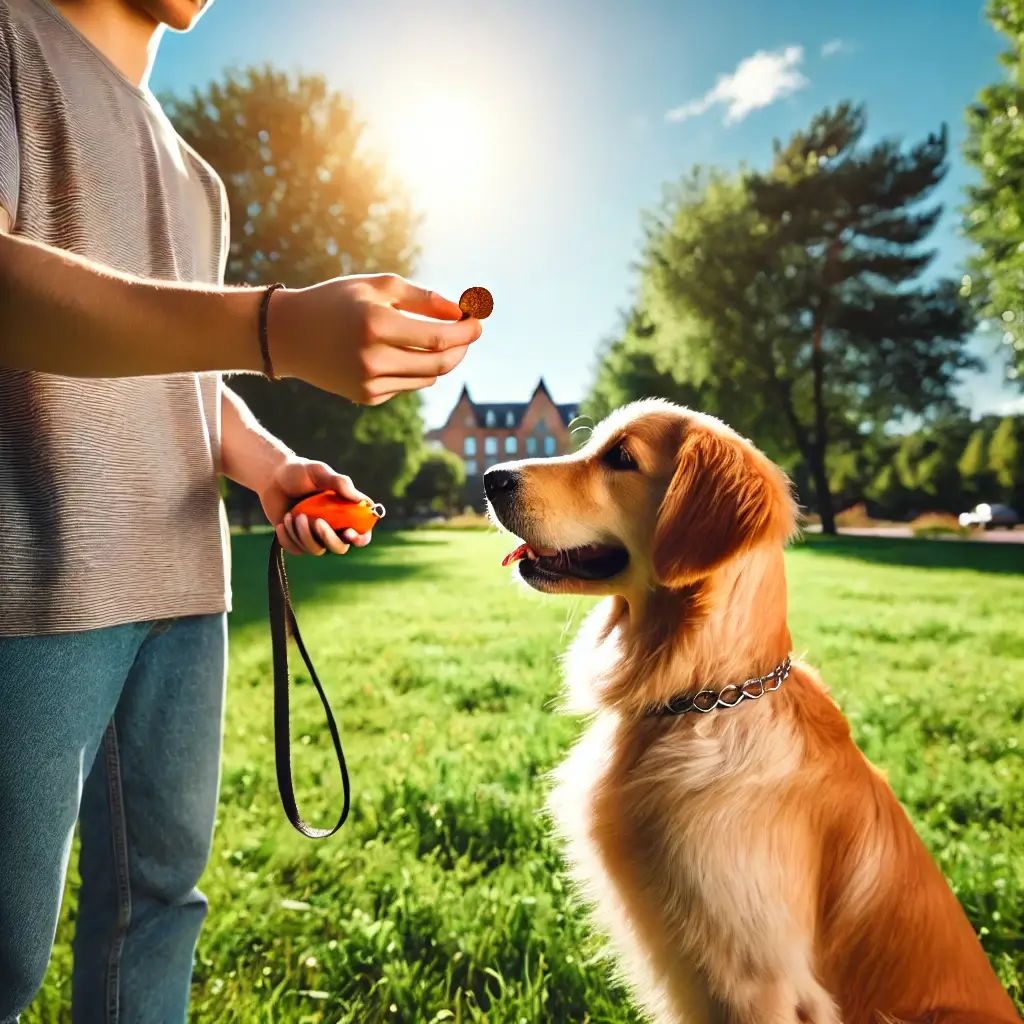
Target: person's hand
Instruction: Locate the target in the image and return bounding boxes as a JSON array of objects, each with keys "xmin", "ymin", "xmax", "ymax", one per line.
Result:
[
  {"xmin": 259, "ymin": 457, "xmax": 373, "ymax": 556},
  {"xmin": 269, "ymin": 273, "xmax": 484, "ymax": 405}
]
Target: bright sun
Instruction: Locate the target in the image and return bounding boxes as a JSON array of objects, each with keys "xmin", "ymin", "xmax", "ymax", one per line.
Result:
[{"xmin": 369, "ymin": 88, "xmax": 499, "ymax": 211}]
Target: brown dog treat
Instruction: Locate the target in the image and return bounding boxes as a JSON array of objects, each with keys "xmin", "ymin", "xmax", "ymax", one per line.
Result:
[{"xmin": 459, "ymin": 287, "xmax": 493, "ymax": 321}]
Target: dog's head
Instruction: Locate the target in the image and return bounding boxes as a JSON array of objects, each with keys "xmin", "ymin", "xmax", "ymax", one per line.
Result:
[{"xmin": 485, "ymin": 400, "xmax": 797, "ymax": 599}]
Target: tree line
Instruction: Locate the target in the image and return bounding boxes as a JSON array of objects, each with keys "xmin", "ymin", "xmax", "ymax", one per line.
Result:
[
  {"xmin": 167, "ymin": 0, "xmax": 1024, "ymax": 529},
  {"xmin": 167, "ymin": 68, "xmax": 464, "ymax": 523},
  {"xmin": 585, "ymin": 0, "xmax": 1024, "ymax": 532}
]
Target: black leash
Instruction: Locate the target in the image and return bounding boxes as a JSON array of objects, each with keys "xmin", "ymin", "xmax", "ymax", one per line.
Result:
[{"xmin": 268, "ymin": 535, "xmax": 351, "ymax": 839}]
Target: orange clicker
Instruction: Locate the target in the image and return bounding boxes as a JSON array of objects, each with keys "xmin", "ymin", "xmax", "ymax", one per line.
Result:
[{"xmin": 288, "ymin": 491, "xmax": 386, "ymax": 536}]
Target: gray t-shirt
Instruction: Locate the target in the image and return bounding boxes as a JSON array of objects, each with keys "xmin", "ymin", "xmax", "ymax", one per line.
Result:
[{"xmin": 0, "ymin": 0, "xmax": 232, "ymax": 636}]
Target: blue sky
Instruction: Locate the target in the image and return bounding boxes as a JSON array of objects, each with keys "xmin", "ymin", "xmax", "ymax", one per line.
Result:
[{"xmin": 152, "ymin": 0, "xmax": 1022, "ymax": 427}]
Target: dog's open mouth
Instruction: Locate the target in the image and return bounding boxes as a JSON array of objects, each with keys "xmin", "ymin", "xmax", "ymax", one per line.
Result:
[{"xmin": 502, "ymin": 541, "xmax": 629, "ymax": 581}]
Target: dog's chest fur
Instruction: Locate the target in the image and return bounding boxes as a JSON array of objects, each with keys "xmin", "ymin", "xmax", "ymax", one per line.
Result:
[{"xmin": 548, "ymin": 676, "xmax": 839, "ymax": 1024}]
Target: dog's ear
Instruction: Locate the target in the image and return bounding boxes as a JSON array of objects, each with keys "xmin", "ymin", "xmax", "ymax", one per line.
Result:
[{"xmin": 653, "ymin": 426, "xmax": 776, "ymax": 588}]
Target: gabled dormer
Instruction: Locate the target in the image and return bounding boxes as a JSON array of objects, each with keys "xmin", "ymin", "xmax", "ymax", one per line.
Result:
[{"xmin": 447, "ymin": 384, "xmax": 477, "ymax": 431}]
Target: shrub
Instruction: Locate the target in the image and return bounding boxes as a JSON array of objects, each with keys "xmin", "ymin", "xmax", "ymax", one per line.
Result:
[{"xmin": 910, "ymin": 512, "xmax": 971, "ymax": 538}]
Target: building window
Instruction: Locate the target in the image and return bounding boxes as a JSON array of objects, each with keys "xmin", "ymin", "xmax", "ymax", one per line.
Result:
[
  {"xmin": 505, "ymin": 436, "xmax": 518, "ymax": 455},
  {"xmin": 505, "ymin": 411, "xmax": 515, "ymax": 427},
  {"xmin": 464, "ymin": 414, "xmax": 474, "ymax": 427},
  {"xmin": 526, "ymin": 436, "xmax": 537, "ymax": 456},
  {"xmin": 485, "ymin": 456, "xmax": 498, "ymax": 470},
  {"xmin": 485, "ymin": 410, "xmax": 496, "ymax": 427},
  {"xmin": 543, "ymin": 436, "xmax": 557, "ymax": 456},
  {"xmin": 465, "ymin": 458, "xmax": 478, "ymax": 476},
  {"xmin": 484, "ymin": 436, "xmax": 498, "ymax": 455},
  {"xmin": 463, "ymin": 436, "xmax": 477, "ymax": 456}
]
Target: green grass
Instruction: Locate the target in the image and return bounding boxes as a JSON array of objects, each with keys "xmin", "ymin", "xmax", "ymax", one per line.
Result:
[{"xmin": 28, "ymin": 531, "xmax": 1024, "ymax": 1022}]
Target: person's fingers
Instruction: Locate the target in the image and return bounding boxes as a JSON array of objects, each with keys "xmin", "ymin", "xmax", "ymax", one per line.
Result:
[
  {"xmin": 375, "ymin": 307, "xmax": 482, "ymax": 352},
  {"xmin": 364, "ymin": 342, "xmax": 471, "ymax": 385},
  {"xmin": 365, "ymin": 377, "xmax": 438, "ymax": 403},
  {"xmin": 282, "ymin": 514, "xmax": 303, "ymax": 550},
  {"xmin": 348, "ymin": 529, "xmax": 372, "ymax": 547},
  {"xmin": 293, "ymin": 513, "xmax": 327, "ymax": 556},
  {"xmin": 332, "ymin": 475, "xmax": 366, "ymax": 503},
  {"xmin": 388, "ymin": 374, "xmax": 442, "ymax": 391},
  {"xmin": 276, "ymin": 520, "xmax": 304, "ymax": 557},
  {"xmin": 315, "ymin": 519, "xmax": 351, "ymax": 555},
  {"xmin": 304, "ymin": 462, "xmax": 368, "ymax": 502},
  {"xmin": 371, "ymin": 273, "xmax": 464, "ymax": 321}
]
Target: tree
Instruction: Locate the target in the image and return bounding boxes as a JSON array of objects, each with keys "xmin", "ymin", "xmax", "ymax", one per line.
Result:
[
  {"xmin": 988, "ymin": 416, "xmax": 1022, "ymax": 503},
  {"xmin": 963, "ymin": 0, "xmax": 1024, "ymax": 384},
  {"xmin": 864, "ymin": 418, "xmax": 975, "ymax": 519},
  {"xmin": 604, "ymin": 104, "xmax": 975, "ymax": 533},
  {"xmin": 747, "ymin": 104, "xmax": 975, "ymax": 531},
  {"xmin": 958, "ymin": 426, "xmax": 994, "ymax": 500},
  {"xmin": 165, "ymin": 67, "xmax": 426, "ymax": 510},
  {"xmin": 403, "ymin": 449, "xmax": 466, "ymax": 516},
  {"xmin": 584, "ymin": 308, "xmax": 713, "ymax": 421},
  {"xmin": 585, "ymin": 298, "xmax": 815, "ymax": 497}
]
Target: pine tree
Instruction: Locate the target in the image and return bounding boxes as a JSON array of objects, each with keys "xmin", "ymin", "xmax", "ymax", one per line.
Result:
[
  {"xmin": 747, "ymin": 103, "xmax": 976, "ymax": 533},
  {"xmin": 623, "ymin": 105, "xmax": 975, "ymax": 534}
]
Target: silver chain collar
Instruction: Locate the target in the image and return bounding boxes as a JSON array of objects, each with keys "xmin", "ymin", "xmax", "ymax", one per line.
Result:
[{"xmin": 647, "ymin": 656, "xmax": 792, "ymax": 718}]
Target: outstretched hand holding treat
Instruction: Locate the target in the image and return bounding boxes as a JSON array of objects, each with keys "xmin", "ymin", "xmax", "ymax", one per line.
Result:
[
  {"xmin": 0, "ymin": 240, "xmax": 490, "ymax": 407},
  {"xmin": 264, "ymin": 278, "xmax": 493, "ymax": 406}
]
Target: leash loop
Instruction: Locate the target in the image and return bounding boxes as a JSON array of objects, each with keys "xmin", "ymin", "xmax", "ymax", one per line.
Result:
[{"xmin": 268, "ymin": 536, "xmax": 351, "ymax": 839}]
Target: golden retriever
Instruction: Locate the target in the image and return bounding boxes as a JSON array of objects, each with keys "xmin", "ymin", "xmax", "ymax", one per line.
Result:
[{"xmin": 483, "ymin": 400, "xmax": 1019, "ymax": 1024}]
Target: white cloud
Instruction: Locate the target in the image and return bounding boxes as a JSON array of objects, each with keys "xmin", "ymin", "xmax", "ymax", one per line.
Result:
[
  {"xmin": 821, "ymin": 38, "xmax": 851, "ymax": 58},
  {"xmin": 666, "ymin": 45, "xmax": 808, "ymax": 126},
  {"xmin": 994, "ymin": 394, "xmax": 1024, "ymax": 416}
]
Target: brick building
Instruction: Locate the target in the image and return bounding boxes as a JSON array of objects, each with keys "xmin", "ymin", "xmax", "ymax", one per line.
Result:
[{"xmin": 426, "ymin": 379, "xmax": 580, "ymax": 506}]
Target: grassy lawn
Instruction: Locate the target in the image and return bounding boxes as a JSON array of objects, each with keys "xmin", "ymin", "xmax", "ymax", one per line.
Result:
[{"xmin": 29, "ymin": 531, "xmax": 1024, "ymax": 1022}]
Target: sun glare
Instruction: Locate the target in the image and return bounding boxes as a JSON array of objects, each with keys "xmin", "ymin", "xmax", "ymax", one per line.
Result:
[{"xmin": 369, "ymin": 88, "xmax": 500, "ymax": 212}]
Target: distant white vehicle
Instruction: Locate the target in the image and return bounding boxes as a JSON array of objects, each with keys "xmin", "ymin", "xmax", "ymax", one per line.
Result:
[{"xmin": 958, "ymin": 502, "xmax": 1020, "ymax": 530}]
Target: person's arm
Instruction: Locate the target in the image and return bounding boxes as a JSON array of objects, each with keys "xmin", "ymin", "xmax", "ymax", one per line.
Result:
[
  {"xmin": 219, "ymin": 384, "xmax": 293, "ymax": 496},
  {"xmin": 0, "ymin": 227, "xmax": 264, "ymax": 376},
  {"xmin": 0, "ymin": 228, "xmax": 483, "ymax": 402},
  {"xmin": 220, "ymin": 385, "xmax": 370, "ymax": 556},
  {"xmin": 0, "ymin": 44, "xmax": 480, "ymax": 402},
  {"xmin": 0, "ymin": 30, "xmax": 265, "ymax": 377}
]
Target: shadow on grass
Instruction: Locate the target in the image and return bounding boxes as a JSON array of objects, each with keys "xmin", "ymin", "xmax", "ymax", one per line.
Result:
[
  {"xmin": 794, "ymin": 533, "xmax": 1024, "ymax": 576},
  {"xmin": 228, "ymin": 529, "xmax": 439, "ymax": 628}
]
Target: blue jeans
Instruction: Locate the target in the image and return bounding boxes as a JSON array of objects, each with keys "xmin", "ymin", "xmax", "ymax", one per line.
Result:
[{"xmin": 0, "ymin": 614, "xmax": 227, "ymax": 1023}]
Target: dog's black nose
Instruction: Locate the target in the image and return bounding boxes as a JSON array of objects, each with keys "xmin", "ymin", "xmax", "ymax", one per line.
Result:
[{"xmin": 484, "ymin": 466, "xmax": 519, "ymax": 501}]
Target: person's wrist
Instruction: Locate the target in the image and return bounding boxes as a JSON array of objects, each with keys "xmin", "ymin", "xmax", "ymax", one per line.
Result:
[
  {"xmin": 222, "ymin": 412, "xmax": 295, "ymax": 498},
  {"xmin": 255, "ymin": 445, "xmax": 298, "ymax": 496},
  {"xmin": 207, "ymin": 287, "xmax": 267, "ymax": 374},
  {"xmin": 264, "ymin": 286, "xmax": 306, "ymax": 381}
]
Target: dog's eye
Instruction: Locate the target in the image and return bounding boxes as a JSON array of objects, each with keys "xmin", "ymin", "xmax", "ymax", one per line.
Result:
[{"xmin": 603, "ymin": 441, "xmax": 639, "ymax": 472}]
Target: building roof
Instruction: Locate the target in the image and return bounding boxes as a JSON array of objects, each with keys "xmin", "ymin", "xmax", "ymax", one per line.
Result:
[{"xmin": 448, "ymin": 379, "xmax": 579, "ymax": 430}]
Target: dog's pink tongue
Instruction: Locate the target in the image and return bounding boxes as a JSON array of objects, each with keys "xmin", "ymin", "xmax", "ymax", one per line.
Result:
[{"xmin": 502, "ymin": 543, "xmax": 530, "ymax": 567}]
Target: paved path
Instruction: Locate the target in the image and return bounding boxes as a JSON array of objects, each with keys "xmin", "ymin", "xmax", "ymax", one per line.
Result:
[{"xmin": 805, "ymin": 525, "xmax": 1024, "ymax": 543}]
